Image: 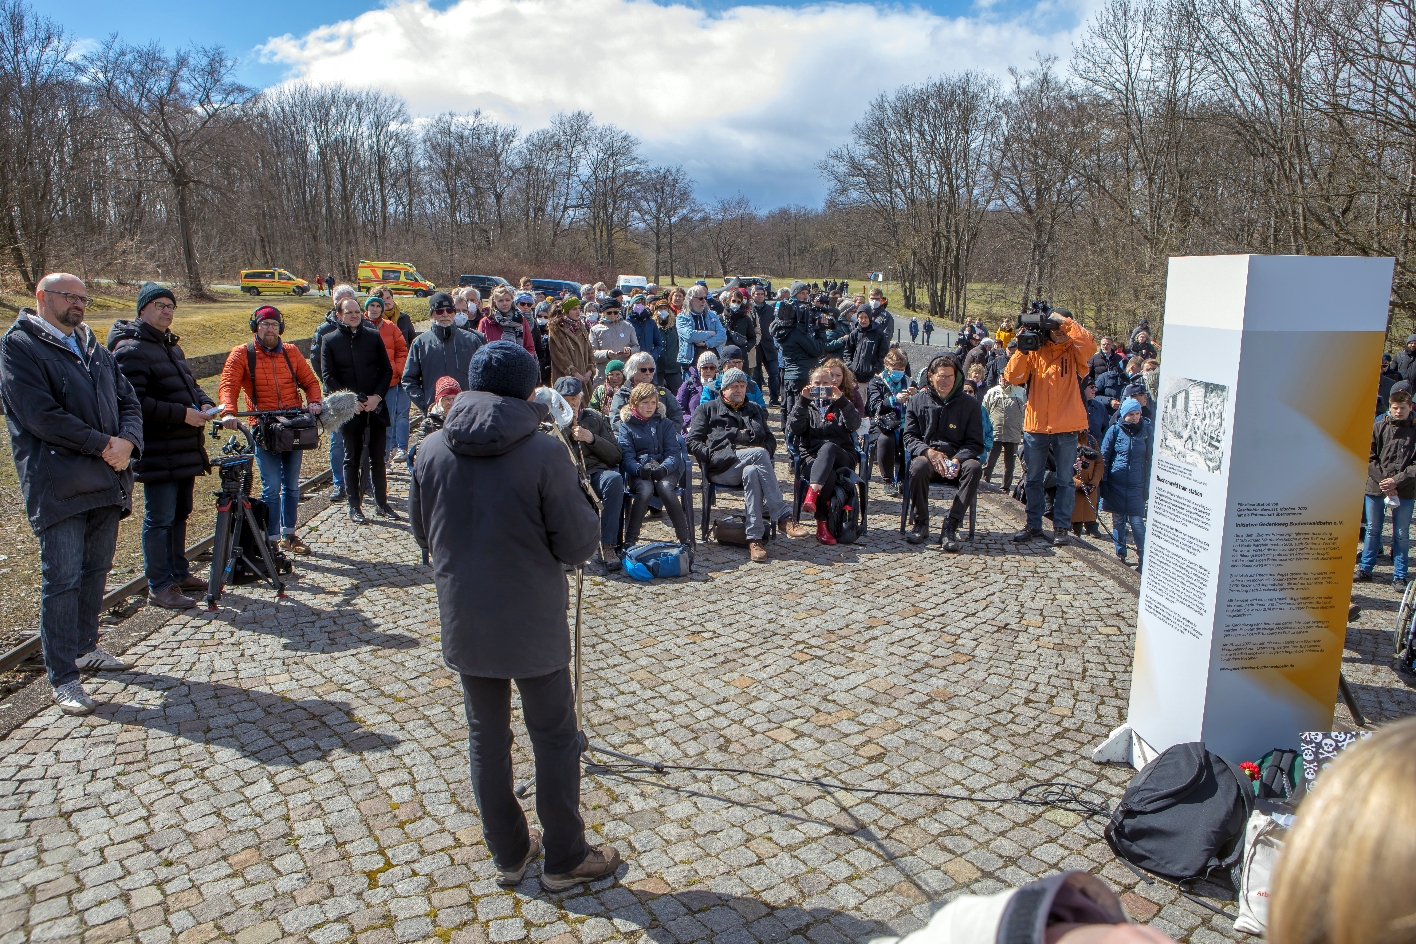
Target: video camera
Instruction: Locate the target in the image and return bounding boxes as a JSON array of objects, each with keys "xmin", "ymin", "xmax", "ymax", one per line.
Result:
[{"xmin": 1015, "ymin": 300, "xmax": 1073, "ymax": 352}]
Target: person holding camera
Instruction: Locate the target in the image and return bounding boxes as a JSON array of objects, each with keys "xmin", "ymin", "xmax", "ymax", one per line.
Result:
[
  {"xmin": 1002, "ymin": 309, "xmax": 1096, "ymax": 546},
  {"xmin": 866, "ymin": 348, "xmax": 915, "ymax": 496},
  {"xmin": 902, "ymin": 354, "xmax": 985, "ymax": 551},
  {"xmin": 772, "ymin": 281, "xmax": 826, "ymax": 405},
  {"xmin": 219, "ymin": 305, "xmax": 324, "ymax": 554},
  {"xmin": 109, "ymin": 282, "xmax": 220, "ymax": 610},
  {"xmin": 688, "ymin": 368, "xmax": 809, "ymax": 562},
  {"xmin": 320, "ymin": 297, "xmax": 397, "ymax": 525},
  {"xmin": 790, "ymin": 365, "xmax": 862, "ymax": 546},
  {"xmin": 616, "ymin": 383, "xmax": 693, "ymax": 547}
]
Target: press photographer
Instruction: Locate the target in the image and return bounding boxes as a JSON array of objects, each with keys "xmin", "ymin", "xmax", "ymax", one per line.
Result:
[{"xmin": 902, "ymin": 354, "xmax": 985, "ymax": 551}]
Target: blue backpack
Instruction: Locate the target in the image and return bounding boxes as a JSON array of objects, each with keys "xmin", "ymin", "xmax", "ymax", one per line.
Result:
[{"xmin": 622, "ymin": 542, "xmax": 694, "ymax": 580}]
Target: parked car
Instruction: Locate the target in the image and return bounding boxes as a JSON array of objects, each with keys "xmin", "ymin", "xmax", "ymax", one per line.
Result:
[
  {"xmin": 240, "ymin": 268, "xmax": 309, "ymax": 296},
  {"xmin": 458, "ymin": 274, "xmax": 512, "ymax": 296},
  {"xmin": 615, "ymin": 274, "xmax": 648, "ymax": 295},
  {"xmin": 357, "ymin": 260, "xmax": 435, "ymax": 296},
  {"xmin": 729, "ymin": 276, "xmax": 774, "ymax": 296},
  {"xmin": 528, "ymin": 279, "xmax": 581, "ymax": 299}
]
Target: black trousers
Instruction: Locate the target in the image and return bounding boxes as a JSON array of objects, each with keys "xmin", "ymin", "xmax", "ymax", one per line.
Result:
[
  {"xmin": 875, "ymin": 432, "xmax": 900, "ymax": 483},
  {"xmin": 626, "ymin": 474, "xmax": 691, "ymax": 545},
  {"xmin": 460, "ymin": 668, "xmax": 589, "ymax": 875},
  {"xmin": 909, "ymin": 455, "xmax": 982, "ymax": 529},
  {"xmin": 806, "ymin": 443, "xmax": 855, "ymax": 520},
  {"xmin": 984, "ymin": 441, "xmax": 1018, "ymax": 492},
  {"xmin": 343, "ymin": 422, "xmax": 388, "ymax": 508}
]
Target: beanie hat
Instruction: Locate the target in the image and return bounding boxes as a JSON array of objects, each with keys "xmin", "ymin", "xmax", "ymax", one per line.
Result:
[
  {"xmin": 1123, "ymin": 383, "xmax": 1147, "ymax": 399},
  {"xmin": 721, "ymin": 367, "xmax": 750, "ymax": 388},
  {"xmin": 553, "ymin": 376, "xmax": 584, "ymax": 399},
  {"xmin": 629, "ymin": 294, "xmax": 645, "ymax": 305},
  {"xmin": 1392, "ymin": 381, "xmax": 1413, "ymax": 401},
  {"xmin": 601, "ymin": 296, "xmax": 622, "ymax": 310},
  {"xmin": 1407, "ymin": 334, "xmax": 1416, "ymax": 344},
  {"xmin": 697, "ymin": 350, "xmax": 719, "ymax": 368},
  {"xmin": 466, "ymin": 340, "xmax": 540, "ymax": 400},
  {"xmin": 433, "ymin": 376, "xmax": 462, "ymax": 401},
  {"xmin": 253, "ymin": 305, "xmax": 283, "ymax": 325},
  {"xmin": 1119, "ymin": 398, "xmax": 1142, "ymax": 419},
  {"xmin": 364, "ymin": 295, "xmax": 384, "ymax": 311},
  {"xmin": 561, "ymin": 296, "xmax": 581, "ymax": 313},
  {"xmin": 790, "ymin": 280, "xmax": 809, "ymax": 295},
  {"xmin": 720, "ymin": 345, "xmax": 744, "ymax": 362},
  {"xmin": 137, "ymin": 281, "xmax": 176, "ymax": 315},
  {"xmin": 605, "ymin": 359, "xmax": 626, "ymax": 376},
  {"xmin": 428, "ymin": 291, "xmax": 454, "ymax": 310}
]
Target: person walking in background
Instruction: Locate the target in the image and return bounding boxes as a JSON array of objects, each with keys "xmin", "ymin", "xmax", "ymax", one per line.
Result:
[
  {"xmin": 325, "ymin": 272, "xmax": 335, "ymax": 296},
  {"xmin": 108, "ymin": 282, "xmax": 218, "ymax": 611},
  {"xmin": 1100, "ymin": 397, "xmax": 1153, "ymax": 569},
  {"xmin": 315, "ymin": 275, "xmax": 324, "ymax": 296},
  {"xmin": 909, "ymin": 317, "xmax": 919, "ymax": 344},
  {"xmin": 922, "ymin": 318, "xmax": 934, "ymax": 345},
  {"xmin": 1358, "ymin": 381, "xmax": 1416, "ymax": 586},
  {"xmin": 2, "ymin": 273, "xmax": 144, "ymax": 715}
]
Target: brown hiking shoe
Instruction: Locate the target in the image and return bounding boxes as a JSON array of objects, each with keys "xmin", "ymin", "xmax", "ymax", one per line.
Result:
[
  {"xmin": 541, "ymin": 844, "xmax": 621, "ymax": 892},
  {"xmin": 281, "ymin": 534, "xmax": 312, "ymax": 555},
  {"xmin": 778, "ymin": 516, "xmax": 811, "ymax": 539},
  {"xmin": 148, "ymin": 586, "xmax": 196, "ymax": 610},
  {"xmin": 497, "ymin": 827, "xmax": 542, "ymax": 886},
  {"xmin": 748, "ymin": 540, "xmax": 768, "ymax": 563}
]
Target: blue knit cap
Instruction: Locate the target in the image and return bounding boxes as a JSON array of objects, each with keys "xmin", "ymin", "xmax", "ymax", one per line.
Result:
[
  {"xmin": 1119, "ymin": 398, "xmax": 1142, "ymax": 419},
  {"xmin": 467, "ymin": 340, "xmax": 540, "ymax": 400}
]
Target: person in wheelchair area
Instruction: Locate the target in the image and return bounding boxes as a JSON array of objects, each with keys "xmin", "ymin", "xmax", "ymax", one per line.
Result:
[
  {"xmin": 866, "ymin": 348, "xmax": 915, "ymax": 498},
  {"xmin": 791, "ymin": 365, "xmax": 862, "ymax": 546},
  {"xmin": 616, "ymin": 383, "xmax": 693, "ymax": 547},
  {"xmin": 903, "ymin": 354, "xmax": 985, "ymax": 552},
  {"xmin": 687, "ymin": 368, "xmax": 810, "ymax": 563}
]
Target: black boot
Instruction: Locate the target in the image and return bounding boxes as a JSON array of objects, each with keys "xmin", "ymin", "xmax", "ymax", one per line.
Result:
[
  {"xmin": 1052, "ymin": 528, "xmax": 1070, "ymax": 546},
  {"xmin": 906, "ymin": 522, "xmax": 929, "ymax": 545},
  {"xmin": 942, "ymin": 521, "xmax": 962, "ymax": 553},
  {"xmin": 375, "ymin": 504, "xmax": 402, "ymax": 521},
  {"xmin": 349, "ymin": 500, "xmax": 367, "ymax": 525},
  {"xmin": 1012, "ymin": 527, "xmax": 1043, "ymax": 542}
]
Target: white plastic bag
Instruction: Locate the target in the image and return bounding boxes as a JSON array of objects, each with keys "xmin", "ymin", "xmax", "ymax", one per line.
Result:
[{"xmin": 1234, "ymin": 810, "xmax": 1291, "ymax": 935}]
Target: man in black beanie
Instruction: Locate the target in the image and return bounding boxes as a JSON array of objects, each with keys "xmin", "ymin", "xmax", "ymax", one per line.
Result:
[{"xmin": 408, "ymin": 340, "xmax": 619, "ymax": 891}]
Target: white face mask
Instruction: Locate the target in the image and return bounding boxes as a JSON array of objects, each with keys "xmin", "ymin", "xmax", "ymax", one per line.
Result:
[
  {"xmin": 870, "ymin": 299, "xmax": 882, "ymax": 309},
  {"xmin": 453, "ymin": 312, "xmax": 468, "ymax": 327},
  {"xmin": 632, "ymin": 303, "xmax": 645, "ymax": 314}
]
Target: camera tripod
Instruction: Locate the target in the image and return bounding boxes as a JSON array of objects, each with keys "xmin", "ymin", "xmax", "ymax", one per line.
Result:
[
  {"xmin": 204, "ymin": 422, "xmax": 288, "ymax": 611},
  {"xmin": 516, "ymin": 566, "xmax": 664, "ymax": 798}
]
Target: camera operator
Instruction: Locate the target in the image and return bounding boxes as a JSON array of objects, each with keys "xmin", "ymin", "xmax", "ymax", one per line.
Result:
[
  {"xmin": 772, "ymin": 281, "xmax": 826, "ymax": 405},
  {"xmin": 902, "ymin": 354, "xmax": 985, "ymax": 551},
  {"xmin": 109, "ymin": 282, "xmax": 219, "ymax": 610},
  {"xmin": 320, "ymin": 297, "xmax": 398, "ymax": 525},
  {"xmin": 408, "ymin": 341, "xmax": 620, "ymax": 892},
  {"xmin": 688, "ymin": 368, "xmax": 810, "ymax": 562},
  {"xmin": 218, "ymin": 305, "xmax": 324, "ymax": 554},
  {"xmin": 789, "ymin": 365, "xmax": 861, "ymax": 546},
  {"xmin": 403, "ymin": 292, "xmax": 484, "ymax": 415},
  {"xmin": 1002, "ymin": 306, "xmax": 1097, "ymax": 546}
]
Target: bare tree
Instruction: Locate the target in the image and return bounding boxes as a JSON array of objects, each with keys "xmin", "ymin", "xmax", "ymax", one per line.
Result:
[
  {"xmin": 702, "ymin": 194, "xmax": 756, "ymax": 277},
  {"xmin": 634, "ymin": 165, "xmax": 698, "ymax": 284}
]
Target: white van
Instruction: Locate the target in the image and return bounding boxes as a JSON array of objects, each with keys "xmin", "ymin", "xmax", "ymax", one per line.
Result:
[{"xmin": 615, "ymin": 274, "xmax": 649, "ymax": 295}]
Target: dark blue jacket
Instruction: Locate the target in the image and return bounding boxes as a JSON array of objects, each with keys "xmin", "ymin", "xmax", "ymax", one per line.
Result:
[
  {"xmin": 1094, "ymin": 368, "xmax": 1133, "ymax": 411},
  {"xmin": 628, "ymin": 309, "xmax": 664, "ymax": 364},
  {"xmin": 1085, "ymin": 397, "xmax": 1110, "ymax": 445},
  {"xmin": 1100, "ymin": 417, "xmax": 1152, "ymax": 517},
  {"xmin": 615, "ymin": 403, "xmax": 683, "ymax": 482}
]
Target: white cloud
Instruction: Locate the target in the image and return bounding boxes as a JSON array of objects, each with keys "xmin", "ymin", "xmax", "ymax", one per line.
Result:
[{"xmin": 260, "ymin": 0, "xmax": 1092, "ymax": 206}]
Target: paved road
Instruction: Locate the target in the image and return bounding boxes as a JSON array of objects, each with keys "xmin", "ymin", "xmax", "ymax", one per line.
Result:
[{"xmin": 1, "ymin": 437, "xmax": 1412, "ymax": 944}]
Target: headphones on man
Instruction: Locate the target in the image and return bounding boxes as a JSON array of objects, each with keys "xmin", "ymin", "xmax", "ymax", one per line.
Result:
[{"xmin": 249, "ymin": 305, "xmax": 285, "ymax": 334}]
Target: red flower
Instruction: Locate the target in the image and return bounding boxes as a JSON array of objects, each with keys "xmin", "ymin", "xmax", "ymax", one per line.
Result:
[
  {"xmin": 826, "ymin": 412, "xmax": 836, "ymax": 421},
  {"xmin": 1239, "ymin": 761, "xmax": 1261, "ymax": 781}
]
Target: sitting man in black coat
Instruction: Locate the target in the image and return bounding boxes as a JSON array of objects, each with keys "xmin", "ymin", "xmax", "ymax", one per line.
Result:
[
  {"xmin": 903, "ymin": 353, "xmax": 986, "ymax": 551},
  {"xmin": 687, "ymin": 368, "xmax": 809, "ymax": 563},
  {"xmin": 320, "ymin": 297, "xmax": 396, "ymax": 523},
  {"xmin": 109, "ymin": 282, "xmax": 219, "ymax": 610},
  {"xmin": 409, "ymin": 340, "xmax": 619, "ymax": 893}
]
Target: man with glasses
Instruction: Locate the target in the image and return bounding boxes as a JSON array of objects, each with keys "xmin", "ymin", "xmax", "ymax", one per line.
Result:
[
  {"xmin": 404, "ymin": 292, "xmax": 484, "ymax": 415},
  {"xmin": 2, "ymin": 273, "xmax": 144, "ymax": 715},
  {"xmin": 607, "ymin": 352, "xmax": 683, "ymax": 432},
  {"xmin": 675, "ymin": 285, "xmax": 725, "ymax": 379}
]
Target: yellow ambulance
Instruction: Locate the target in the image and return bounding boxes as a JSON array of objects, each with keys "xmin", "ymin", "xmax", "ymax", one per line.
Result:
[
  {"xmin": 240, "ymin": 268, "xmax": 309, "ymax": 296},
  {"xmin": 356, "ymin": 261, "xmax": 436, "ymax": 297}
]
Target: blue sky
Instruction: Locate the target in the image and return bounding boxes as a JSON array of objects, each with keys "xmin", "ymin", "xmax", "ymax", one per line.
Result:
[{"xmin": 43, "ymin": 0, "xmax": 1088, "ymax": 205}]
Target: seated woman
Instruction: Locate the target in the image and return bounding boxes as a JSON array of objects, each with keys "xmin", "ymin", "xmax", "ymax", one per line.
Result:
[
  {"xmin": 789, "ymin": 365, "xmax": 862, "ymax": 546},
  {"xmin": 676, "ymin": 350, "xmax": 717, "ymax": 429},
  {"xmin": 865, "ymin": 348, "xmax": 915, "ymax": 497},
  {"xmin": 590, "ymin": 359, "xmax": 625, "ymax": 414},
  {"xmin": 616, "ymin": 383, "xmax": 693, "ymax": 546},
  {"xmin": 820, "ymin": 355, "xmax": 867, "ymax": 415}
]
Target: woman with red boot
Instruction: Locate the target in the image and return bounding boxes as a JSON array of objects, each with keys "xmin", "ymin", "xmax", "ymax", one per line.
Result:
[{"xmin": 788, "ymin": 365, "xmax": 861, "ymax": 545}]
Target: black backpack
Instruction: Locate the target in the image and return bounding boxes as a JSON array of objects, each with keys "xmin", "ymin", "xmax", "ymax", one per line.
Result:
[
  {"xmin": 228, "ymin": 498, "xmax": 293, "ymax": 585},
  {"xmin": 1105, "ymin": 742, "xmax": 1254, "ymax": 886},
  {"xmin": 825, "ymin": 469, "xmax": 864, "ymax": 544}
]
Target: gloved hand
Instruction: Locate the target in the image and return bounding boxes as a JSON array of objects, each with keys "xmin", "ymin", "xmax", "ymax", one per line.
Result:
[
  {"xmin": 734, "ymin": 428, "xmax": 755, "ymax": 445},
  {"xmin": 639, "ymin": 459, "xmax": 661, "ymax": 480},
  {"xmin": 650, "ymin": 462, "xmax": 670, "ymax": 481}
]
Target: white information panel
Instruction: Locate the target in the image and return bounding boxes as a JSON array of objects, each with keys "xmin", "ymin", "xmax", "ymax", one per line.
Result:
[{"xmin": 1122, "ymin": 254, "xmax": 1392, "ymax": 764}]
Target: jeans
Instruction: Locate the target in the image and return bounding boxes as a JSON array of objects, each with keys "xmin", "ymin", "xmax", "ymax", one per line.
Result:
[
  {"xmin": 1362, "ymin": 495, "xmax": 1414, "ymax": 579},
  {"xmin": 710, "ymin": 446, "xmax": 789, "ymax": 540},
  {"xmin": 460, "ymin": 668, "xmax": 589, "ymax": 875},
  {"xmin": 589, "ymin": 469, "xmax": 625, "ymax": 547},
  {"xmin": 908, "ymin": 455, "xmax": 982, "ymax": 529},
  {"xmin": 255, "ymin": 447, "xmax": 303, "ymax": 537},
  {"xmin": 1023, "ymin": 432, "xmax": 1078, "ymax": 530},
  {"xmin": 142, "ymin": 478, "xmax": 195, "ymax": 594},
  {"xmin": 1111, "ymin": 513, "xmax": 1148, "ymax": 563},
  {"xmin": 38, "ymin": 506, "xmax": 121, "ymax": 687},
  {"xmin": 384, "ymin": 384, "xmax": 411, "ymax": 454},
  {"xmin": 329, "ymin": 429, "xmax": 345, "ymax": 490},
  {"xmin": 985, "ymin": 441, "xmax": 1018, "ymax": 492}
]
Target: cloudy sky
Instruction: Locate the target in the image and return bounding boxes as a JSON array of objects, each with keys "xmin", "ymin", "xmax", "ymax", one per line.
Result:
[{"xmin": 51, "ymin": 0, "xmax": 1095, "ymax": 206}]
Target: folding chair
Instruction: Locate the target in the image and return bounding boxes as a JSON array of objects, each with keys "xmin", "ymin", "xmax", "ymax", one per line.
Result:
[
  {"xmin": 618, "ymin": 449, "xmax": 696, "ymax": 549},
  {"xmin": 697, "ymin": 456, "xmax": 777, "ymax": 544},
  {"xmin": 898, "ymin": 451, "xmax": 978, "ymax": 543}
]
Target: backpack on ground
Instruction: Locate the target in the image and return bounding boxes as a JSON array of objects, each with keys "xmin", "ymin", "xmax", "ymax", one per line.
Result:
[
  {"xmin": 1104, "ymin": 741, "xmax": 1254, "ymax": 887},
  {"xmin": 622, "ymin": 541, "xmax": 694, "ymax": 580},
  {"xmin": 229, "ymin": 498, "xmax": 293, "ymax": 584},
  {"xmin": 825, "ymin": 469, "xmax": 864, "ymax": 544}
]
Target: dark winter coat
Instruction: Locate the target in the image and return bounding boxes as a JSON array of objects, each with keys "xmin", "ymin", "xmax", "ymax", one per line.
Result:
[
  {"xmin": 655, "ymin": 313, "xmax": 682, "ymax": 388},
  {"xmin": 1088, "ymin": 350, "xmax": 1122, "ymax": 380},
  {"xmin": 310, "ymin": 310, "xmax": 342, "ymax": 380},
  {"xmin": 106, "ymin": 319, "xmax": 214, "ymax": 483},
  {"xmin": 902, "ymin": 370, "xmax": 986, "ymax": 463},
  {"xmin": 1094, "ymin": 368, "xmax": 1133, "ymax": 411},
  {"xmin": 1085, "ymin": 397, "xmax": 1110, "ymax": 446},
  {"xmin": 609, "ymin": 383, "xmax": 683, "ymax": 433},
  {"xmin": 752, "ymin": 302, "xmax": 779, "ymax": 365},
  {"xmin": 1100, "ymin": 417, "xmax": 1153, "ymax": 516},
  {"xmin": 845, "ymin": 320, "xmax": 888, "ymax": 381},
  {"xmin": 1394, "ymin": 348, "xmax": 1416, "ymax": 387},
  {"xmin": 409, "ymin": 392, "xmax": 599, "ymax": 678},
  {"xmin": 772, "ymin": 306, "xmax": 826, "ymax": 386},
  {"xmin": 675, "ymin": 368, "xmax": 708, "ymax": 428},
  {"xmin": 723, "ymin": 305, "xmax": 758, "ymax": 352},
  {"xmin": 320, "ymin": 322, "xmax": 393, "ymax": 433},
  {"xmin": 573, "ymin": 406, "xmax": 622, "ymax": 477},
  {"xmin": 615, "ymin": 403, "xmax": 684, "ymax": 482},
  {"xmin": 1367, "ymin": 412, "xmax": 1416, "ymax": 499},
  {"xmin": 1129, "ymin": 340, "xmax": 1158, "ymax": 361},
  {"xmin": 686, "ymin": 395, "xmax": 776, "ymax": 477},
  {"xmin": 403, "ymin": 323, "xmax": 484, "ymax": 413},
  {"xmin": 2, "ymin": 312, "xmax": 144, "ymax": 532},
  {"xmin": 627, "ymin": 309, "xmax": 664, "ymax": 364},
  {"xmin": 787, "ymin": 391, "xmax": 861, "ymax": 460}
]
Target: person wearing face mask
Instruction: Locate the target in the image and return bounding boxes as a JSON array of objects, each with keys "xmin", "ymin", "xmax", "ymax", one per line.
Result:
[
  {"xmin": 845, "ymin": 305, "xmax": 889, "ymax": 386},
  {"xmin": 688, "ymin": 368, "xmax": 810, "ymax": 562},
  {"xmin": 404, "ymin": 292, "xmax": 484, "ymax": 415},
  {"xmin": 625, "ymin": 294, "xmax": 662, "ymax": 366},
  {"xmin": 321, "ymin": 297, "xmax": 397, "ymax": 524},
  {"xmin": 590, "ymin": 297, "xmax": 639, "ymax": 383},
  {"xmin": 865, "ymin": 349, "xmax": 916, "ymax": 497},
  {"xmin": 1099, "ymin": 397, "xmax": 1152, "ymax": 570},
  {"xmin": 653, "ymin": 299, "xmax": 683, "ymax": 394},
  {"xmin": 616, "ymin": 383, "xmax": 693, "ymax": 546},
  {"xmin": 722, "ymin": 289, "xmax": 758, "ymax": 355},
  {"xmin": 677, "ymin": 351, "xmax": 717, "ymax": 428},
  {"xmin": 749, "ymin": 286, "xmax": 782, "ymax": 406},
  {"xmin": 700, "ymin": 345, "xmax": 766, "ymax": 410},
  {"xmin": 478, "ymin": 287, "xmax": 537, "ymax": 356},
  {"xmin": 548, "ymin": 296, "xmax": 595, "ymax": 387},
  {"xmin": 867, "ymin": 288, "xmax": 895, "ymax": 342}
]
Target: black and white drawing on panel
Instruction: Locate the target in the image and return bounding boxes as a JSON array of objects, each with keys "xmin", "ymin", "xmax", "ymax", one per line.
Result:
[{"xmin": 1158, "ymin": 376, "xmax": 1229, "ymax": 474}]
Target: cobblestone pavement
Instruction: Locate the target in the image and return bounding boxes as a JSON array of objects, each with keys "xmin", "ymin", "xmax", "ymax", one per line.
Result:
[{"xmin": 2, "ymin": 443, "xmax": 1413, "ymax": 944}]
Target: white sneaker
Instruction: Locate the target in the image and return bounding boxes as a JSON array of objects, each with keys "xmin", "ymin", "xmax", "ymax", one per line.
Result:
[
  {"xmin": 391, "ymin": 448, "xmax": 407, "ymax": 462},
  {"xmin": 52, "ymin": 680, "xmax": 96, "ymax": 715},
  {"xmin": 74, "ymin": 647, "xmax": 132, "ymax": 672}
]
